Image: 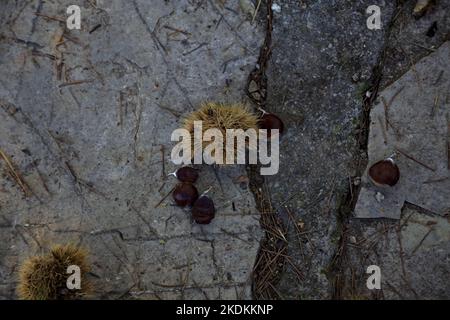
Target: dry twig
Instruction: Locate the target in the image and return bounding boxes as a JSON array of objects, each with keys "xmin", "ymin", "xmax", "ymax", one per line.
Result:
[{"xmin": 0, "ymin": 149, "xmax": 31, "ymax": 196}]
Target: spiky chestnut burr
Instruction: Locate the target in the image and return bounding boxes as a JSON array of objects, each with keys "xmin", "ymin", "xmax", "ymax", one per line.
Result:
[
  {"xmin": 17, "ymin": 244, "xmax": 91, "ymax": 300},
  {"xmin": 183, "ymin": 102, "xmax": 259, "ymax": 162}
]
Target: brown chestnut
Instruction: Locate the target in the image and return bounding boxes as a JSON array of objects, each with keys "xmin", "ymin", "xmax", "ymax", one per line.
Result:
[
  {"xmin": 192, "ymin": 195, "xmax": 215, "ymax": 224},
  {"xmin": 172, "ymin": 183, "xmax": 199, "ymax": 206},
  {"xmin": 259, "ymin": 113, "xmax": 284, "ymax": 137},
  {"xmin": 368, "ymin": 158, "xmax": 400, "ymax": 187},
  {"xmin": 169, "ymin": 166, "xmax": 199, "ymax": 183}
]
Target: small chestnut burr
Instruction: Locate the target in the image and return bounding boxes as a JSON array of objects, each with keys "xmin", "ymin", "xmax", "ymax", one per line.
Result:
[
  {"xmin": 192, "ymin": 194, "xmax": 215, "ymax": 224},
  {"xmin": 168, "ymin": 166, "xmax": 199, "ymax": 183},
  {"xmin": 368, "ymin": 158, "xmax": 400, "ymax": 187},
  {"xmin": 172, "ymin": 182, "xmax": 199, "ymax": 207}
]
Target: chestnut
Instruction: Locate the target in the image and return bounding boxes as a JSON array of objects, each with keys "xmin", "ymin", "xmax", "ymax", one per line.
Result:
[
  {"xmin": 258, "ymin": 109, "xmax": 284, "ymax": 137},
  {"xmin": 192, "ymin": 195, "xmax": 215, "ymax": 224},
  {"xmin": 368, "ymin": 158, "xmax": 400, "ymax": 187},
  {"xmin": 169, "ymin": 166, "xmax": 199, "ymax": 183},
  {"xmin": 172, "ymin": 182, "xmax": 199, "ymax": 207}
]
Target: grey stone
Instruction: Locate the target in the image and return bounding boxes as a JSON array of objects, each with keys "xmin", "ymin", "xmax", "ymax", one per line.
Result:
[
  {"xmin": 345, "ymin": 207, "xmax": 450, "ymax": 299},
  {"xmin": 0, "ymin": 0, "xmax": 264, "ymax": 299},
  {"xmin": 340, "ymin": 2, "xmax": 450, "ymax": 301},
  {"xmin": 355, "ymin": 41, "xmax": 450, "ymax": 219},
  {"xmin": 2, "ymin": 0, "xmax": 449, "ymax": 301},
  {"xmin": 380, "ymin": 0, "xmax": 450, "ymax": 89},
  {"xmin": 264, "ymin": 0, "xmax": 396, "ymax": 299}
]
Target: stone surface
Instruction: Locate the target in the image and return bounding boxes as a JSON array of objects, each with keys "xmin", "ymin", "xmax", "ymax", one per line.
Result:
[
  {"xmin": 0, "ymin": 0, "xmax": 264, "ymax": 299},
  {"xmin": 264, "ymin": 0, "xmax": 395, "ymax": 299},
  {"xmin": 344, "ymin": 206, "xmax": 450, "ymax": 299},
  {"xmin": 339, "ymin": 2, "xmax": 450, "ymax": 299},
  {"xmin": 1, "ymin": 0, "xmax": 449, "ymax": 301},
  {"xmin": 380, "ymin": 0, "xmax": 450, "ymax": 88},
  {"xmin": 355, "ymin": 41, "xmax": 450, "ymax": 219}
]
